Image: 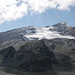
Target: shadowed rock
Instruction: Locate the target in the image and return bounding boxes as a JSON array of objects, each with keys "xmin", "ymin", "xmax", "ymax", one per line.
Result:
[{"xmin": 11, "ymin": 40, "xmax": 56, "ymax": 71}]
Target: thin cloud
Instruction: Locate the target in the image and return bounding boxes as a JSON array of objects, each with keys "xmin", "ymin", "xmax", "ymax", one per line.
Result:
[
  {"xmin": 25, "ymin": 27, "xmax": 75, "ymax": 40},
  {"xmin": 0, "ymin": 0, "xmax": 75, "ymax": 23}
]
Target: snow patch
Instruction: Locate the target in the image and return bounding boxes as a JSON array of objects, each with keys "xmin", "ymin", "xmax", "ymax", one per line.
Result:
[{"xmin": 24, "ymin": 27, "xmax": 75, "ymax": 40}]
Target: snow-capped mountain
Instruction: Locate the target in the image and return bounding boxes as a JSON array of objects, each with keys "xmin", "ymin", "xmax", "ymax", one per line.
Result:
[
  {"xmin": 0, "ymin": 22, "xmax": 75, "ymax": 49},
  {"xmin": 19, "ymin": 22, "xmax": 74, "ymax": 40},
  {"xmin": 1, "ymin": 22, "xmax": 75, "ymax": 74},
  {"xmin": 24, "ymin": 22, "xmax": 74, "ymax": 40}
]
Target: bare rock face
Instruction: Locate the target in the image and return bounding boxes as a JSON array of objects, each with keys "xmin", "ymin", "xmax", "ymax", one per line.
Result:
[
  {"xmin": 49, "ymin": 22, "xmax": 72, "ymax": 34},
  {"xmin": 0, "ymin": 46, "xmax": 16, "ymax": 66},
  {"xmin": 11, "ymin": 40, "xmax": 56, "ymax": 71},
  {"xmin": 65, "ymin": 27, "xmax": 75, "ymax": 36},
  {"xmin": 0, "ymin": 40, "xmax": 73, "ymax": 72}
]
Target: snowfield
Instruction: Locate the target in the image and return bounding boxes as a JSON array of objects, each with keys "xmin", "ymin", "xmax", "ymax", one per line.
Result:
[{"xmin": 24, "ymin": 26, "xmax": 75, "ymax": 40}]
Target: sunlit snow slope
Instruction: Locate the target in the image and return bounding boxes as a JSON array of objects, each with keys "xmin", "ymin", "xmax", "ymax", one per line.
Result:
[{"xmin": 24, "ymin": 23, "xmax": 75, "ymax": 40}]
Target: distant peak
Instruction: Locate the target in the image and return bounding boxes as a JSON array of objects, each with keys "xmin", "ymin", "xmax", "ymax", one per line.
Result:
[
  {"xmin": 45, "ymin": 22, "xmax": 72, "ymax": 29},
  {"xmin": 58, "ymin": 22, "xmax": 67, "ymax": 25},
  {"xmin": 28, "ymin": 25, "xmax": 36, "ymax": 28},
  {"xmin": 53, "ymin": 22, "xmax": 72, "ymax": 28}
]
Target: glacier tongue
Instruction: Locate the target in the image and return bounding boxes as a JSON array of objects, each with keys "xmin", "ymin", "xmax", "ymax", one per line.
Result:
[{"xmin": 24, "ymin": 27, "xmax": 75, "ymax": 40}]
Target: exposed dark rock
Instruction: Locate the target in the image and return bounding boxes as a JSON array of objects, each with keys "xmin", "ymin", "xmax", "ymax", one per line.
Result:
[
  {"xmin": 0, "ymin": 46, "xmax": 16, "ymax": 66},
  {"xmin": 54, "ymin": 52, "xmax": 71, "ymax": 65},
  {"xmin": 50, "ymin": 22, "xmax": 72, "ymax": 34},
  {"xmin": 0, "ymin": 40, "xmax": 74, "ymax": 72},
  {"xmin": 11, "ymin": 40, "xmax": 56, "ymax": 71},
  {"xmin": 65, "ymin": 27, "xmax": 75, "ymax": 36}
]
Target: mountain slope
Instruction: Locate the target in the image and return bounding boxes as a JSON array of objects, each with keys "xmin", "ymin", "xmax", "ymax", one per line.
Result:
[
  {"xmin": 0, "ymin": 22, "xmax": 75, "ymax": 50},
  {"xmin": 64, "ymin": 27, "xmax": 75, "ymax": 36},
  {"xmin": 51, "ymin": 22, "xmax": 72, "ymax": 34},
  {"xmin": 0, "ymin": 22, "xmax": 75, "ymax": 74},
  {"xmin": 11, "ymin": 40, "xmax": 56, "ymax": 71},
  {"xmin": 0, "ymin": 40, "xmax": 73, "ymax": 72}
]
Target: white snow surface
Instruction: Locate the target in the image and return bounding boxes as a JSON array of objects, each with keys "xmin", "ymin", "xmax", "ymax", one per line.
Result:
[{"xmin": 24, "ymin": 27, "xmax": 75, "ymax": 40}]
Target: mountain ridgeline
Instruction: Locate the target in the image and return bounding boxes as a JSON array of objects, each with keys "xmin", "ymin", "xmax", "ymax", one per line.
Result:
[
  {"xmin": 0, "ymin": 22, "xmax": 75, "ymax": 50},
  {"xmin": 0, "ymin": 22, "xmax": 75, "ymax": 74}
]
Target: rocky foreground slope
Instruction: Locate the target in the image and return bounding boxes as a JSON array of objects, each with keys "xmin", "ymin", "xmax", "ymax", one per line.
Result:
[{"xmin": 0, "ymin": 40, "xmax": 74, "ymax": 73}]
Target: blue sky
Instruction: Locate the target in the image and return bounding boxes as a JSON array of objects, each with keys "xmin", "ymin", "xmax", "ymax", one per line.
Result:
[{"xmin": 0, "ymin": 0, "xmax": 75, "ymax": 32}]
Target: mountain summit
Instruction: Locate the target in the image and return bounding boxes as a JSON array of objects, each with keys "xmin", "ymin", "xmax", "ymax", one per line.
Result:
[
  {"xmin": 53, "ymin": 22, "xmax": 69, "ymax": 26},
  {"xmin": 0, "ymin": 22, "xmax": 75, "ymax": 49},
  {"xmin": 50, "ymin": 22, "xmax": 72, "ymax": 34}
]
